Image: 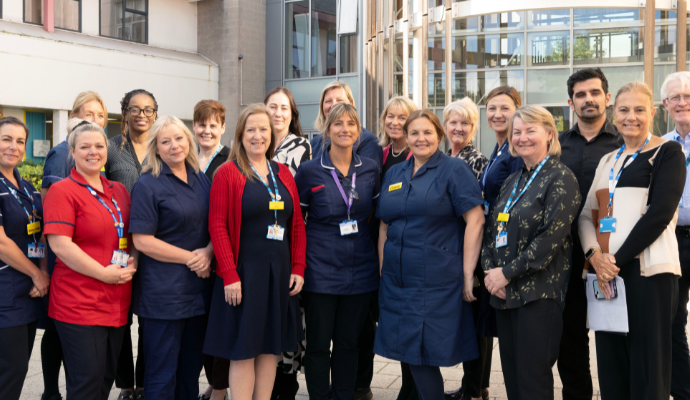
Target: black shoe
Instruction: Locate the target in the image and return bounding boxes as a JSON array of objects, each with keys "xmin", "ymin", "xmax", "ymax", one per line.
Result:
[
  {"xmin": 198, "ymin": 394, "xmax": 211, "ymax": 400},
  {"xmin": 444, "ymin": 387, "xmax": 463, "ymax": 400},
  {"xmin": 40, "ymin": 394, "xmax": 63, "ymax": 400},
  {"xmin": 135, "ymin": 390, "xmax": 145, "ymax": 400},
  {"xmin": 481, "ymin": 389, "xmax": 489, "ymax": 400},
  {"xmin": 280, "ymin": 373, "xmax": 299, "ymax": 400},
  {"xmin": 354, "ymin": 388, "xmax": 373, "ymax": 400},
  {"xmin": 117, "ymin": 391, "xmax": 134, "ymax": 400}
]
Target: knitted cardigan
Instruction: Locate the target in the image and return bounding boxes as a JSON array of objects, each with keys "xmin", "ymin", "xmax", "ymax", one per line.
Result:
[{"xmin": 209, "ymin": 160, "xmax": 307, "ymax": 286}]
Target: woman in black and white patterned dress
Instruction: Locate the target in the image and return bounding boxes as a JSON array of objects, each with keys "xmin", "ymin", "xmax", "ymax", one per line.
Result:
[
  {"xmin": 264, "ymin": 87, "xmax": 312, "ymax": 400},
  {"xmin": 445, "ymin": 98, "xmax": 488, "ymax": 179}
]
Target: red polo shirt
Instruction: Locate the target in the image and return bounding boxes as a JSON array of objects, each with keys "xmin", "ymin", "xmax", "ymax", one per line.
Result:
[{"xmin": 44, "ymin": 169, "xmax": 132, "ymax": 327}]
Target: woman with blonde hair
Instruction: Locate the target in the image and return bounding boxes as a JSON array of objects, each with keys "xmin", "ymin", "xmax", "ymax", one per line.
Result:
[
  {"xmin": 129, "ymin": 116, "xmax": 214, "ymax": 400},
  {"xmin": 310, "ymin": 81, "xmax": 382, "ymax": 165},
  {"xmin": 379, "ymin": 96, "xmax": 417, "ymax": 176},
  {"xmin": 579, "ymin": 82, "xmax": 685, "ymax": 399},
  {"xmin": 482, "ymin": 105, "xmax": 579, "ymax": 399},
  {"xmin": 444, "ymin": 98, "xmax": 488, "ymax": 180},
  {"xmin": 205, "ymin": 104, "xmax": 306, "ymax": 400}
]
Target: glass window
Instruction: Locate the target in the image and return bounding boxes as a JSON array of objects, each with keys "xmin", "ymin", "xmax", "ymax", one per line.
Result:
[
  {"xmin": 25, "ymin": 0, "xmax": 80, "ymax": 31},
  {"xmin": 340, "ymin": 34, "xmax": 358, "ymax": 73},
  {"xmin": 453, "ymin": 17, "xmax": 480, "ymax": 34},
  {"xmin": 527, "ymin": 31, "xmax": 570, "ymax": 67},
  {"xmin": 339, "ymin": 76, "xmax": 360, "ymax": 106},
  {"xmin": 654, "ymin": 105, "xmax": 675, "ymax": 136},
  {"xmin": 656, "ymin": 11, "xmax": 677, "ymax": 21},
  {"xmin": 544, "ymin": 106, "xmax": 571, "ymax": 133},
  {"xmin": 394, "ymin": 36, "xmax": 404, "ymax": 73},
  {"xmin": 285, "ymin": 77, "xmax": 333, "ymax": 103},
  {"xmin": 101, "ymin": 0, "xmax": 147, "ymax": 43},
  {"xmin": 429, "ymin": 18, "xmax": 445, "ymax": 36},
  {"xmin": 451, "ymin": 33, "xmax": 523, "ymax": 69},
  {"xmin": 451, "ymin": 70, "xmax": 524, "ymax": 105},
  {"xmin": 408, "ymin": 73, "xmax": 414, "ymax": 100},
  {"xmin": 479, "ymin": 108, "xmax": 496, "ymax": 157},
  {"xmin": 527, "ymin": 68, "xmax": 570, "ymax": 104},
  {"xmin": 573, "ymin": 27, "xmax": 644, "ymax": 65},
  {"xmin": 573, "ymin": 8, "xmax": 641, "ymax": 27},
  {"xmin": 428, "ymin": 73, "xmax": 446, "ymax": 108},
  {"xmin": 296, "ymin": 104, "xmax": 320, "ymax": 129},
  {"xmin": 311, "ymin": 0, "xmax": 337, "ymax": 77},
  {"xmin": 528, "ymin": 9, "xmax": 570, "ymax": 29},
  {"xmin": 285, "ymin": 1, "xmax": 310, "ymax": 79},
  {"xmin": 655, "ymin": 25, "xmax": 676, "ymax": 62},
  {"xmin": 428, "ymin": 37, "xmax": 445, "ymax": 71},
  {"xmin": 575, "ymin": 65, "xmax": 643, "ymax": 101},
  {"xmin": 408, "ymin": 34, "xmax": 414, "ymax": 73},
  {"xmin": 395, "ymin": 0, "xmax": 403, "ymax": 20},
  {"xmin": 654, "ymin": 64, "xmax": 676, "ymax": 102},
  {"xmin": 452, "ymin": 12, "xmax": 524, "ymax": 34},
  {"xmin": 394, "ymin": 74, "xmax": 404, "ymax": 96}
]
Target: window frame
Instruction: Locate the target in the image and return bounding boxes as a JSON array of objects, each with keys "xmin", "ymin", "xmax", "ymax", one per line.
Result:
[
  {"xmin": 23, "ymin": 0, "xmax": 83, "ymax": 33},
  {"xmin": 99, "ymin": 0, "xmax": 149, "ymax": 45}
]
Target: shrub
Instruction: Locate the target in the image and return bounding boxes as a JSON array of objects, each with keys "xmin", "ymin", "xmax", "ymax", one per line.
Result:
[{"xmin": 17, "ymin": 159, "xmax": 44, "ymax": 191}]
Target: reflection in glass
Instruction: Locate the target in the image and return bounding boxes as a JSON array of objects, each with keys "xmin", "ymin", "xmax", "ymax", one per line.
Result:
[
  {"xmin": 574, "ymin": 66, "xmax": 643, "ymax": 101},
  {"xmin": 409, "ymin": 73, "xmax": 414, "ymax": 100},
  {"xmin": 124, "ymin": 12, "xmax": 146, "ymax": 43},
  {"xmin": 428, "ymin": 73, "xmax": 446, "ymax": 108},
  {"xmin": 312, "ymin": 0, "xmax": 337, "ymax": 77},
  {"xmin": 527, "ymin": 69, "xmax": 570, "ymax": 104},
  {"xmin": 127, "ymin": 0, "xmax": 146, "ymax": 12},
  {"xmin": 528, "ymin": 31, "xmax": 569, "ymax": 67},
  {"xmin": 394, "ymin": 37, "xmax": 404, "ymax": 73},
  {"xmin": 654, "ymin": 105, "xmax": 675, "ymax": 136},
  {"xmin": 451, "ymin": 34, "xmax": 523, "ymax": 69},
  {"xmin": 654, "ymin": 64, "xmax": 677, "ymax": 102},
  {"xmin": 656, "ymin": 11, "xmax": 677, "ymax": 21},
  {"xmin": 573, "ymin": 27, "xmax": 643, "ymax": 65},
  {"xmin": 452, "ymin": 70, "xmax": 524, "ymax": 105},
  {"xmin": 573, "ymin": 8, "xmax": 641, "ymax": 27},
  {"xmin": 528, "ymin": 9, "xmax": 570, "ymax": 29},
  {"xmin": 394, "ymin": 74, "xmax": 404, "ymax": 96},
  {"xmin": 452, "ymin": 12, "xmax": 524, "ymax": 34},
  {"xmin": 543, "ymin": 106, "xmax": 571, "ymax": 133},
  {"xmin": 409, "ymin": 34, "xmax": 414, "ymax": 73},
  {"xmin": 429, "ymin": 37, "xmax": 445, "ymax": 71},
  {"xmin": 453, "ymin": 17, "xmax": 480, "ymax": 34},
  {"xmin": 285, "ymin": 1, "xmax": 310, "ymax": 79},
  {"xmin": 340, "ymin": 34, "xmax": 358, "ymax": 74},
  {"xmin": 395, "ymin": 0, "xmax": 403, "ymax": 20},
  {"xmin": 655, "ymin": 25, "xmax": 676, "ymax": 62},
  {"xmin": 27, "ymin": 0, "xmax": 81, "ymax": 31}
]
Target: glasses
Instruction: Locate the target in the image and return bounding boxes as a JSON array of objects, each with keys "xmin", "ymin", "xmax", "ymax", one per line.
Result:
[
  {"xmin": 128, "ymin": 107, "xmax": 157, "ymax": 117},
  {"xmin": 665, "ymin": 94, "xmax": 690, "ymax": 105}
]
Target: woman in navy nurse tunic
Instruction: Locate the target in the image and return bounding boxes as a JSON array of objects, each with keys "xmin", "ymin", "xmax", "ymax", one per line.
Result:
[
  {"xmin": 375, "ymin": 110, "xmax": 485, "ymax": 400},
  {"xmin": 0, "ymin": 117, "xmax": 50, "ymax": 400},
  {"xmin": 294, "ymin": 103, "xmax": 381, "ymax": 400},
  {"xmin": 129, "ymin": 116, "xmax": 214, "ymax": 400}
]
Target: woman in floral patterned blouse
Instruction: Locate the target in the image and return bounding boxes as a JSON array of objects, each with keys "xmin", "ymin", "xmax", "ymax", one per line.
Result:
[
  {"xmin": 444, "ymin": 98, "xmax": 488, "ymax": 180},
  {"xmin": 482, "ymin": 106, "xmax": 581, "ymax": 400}
]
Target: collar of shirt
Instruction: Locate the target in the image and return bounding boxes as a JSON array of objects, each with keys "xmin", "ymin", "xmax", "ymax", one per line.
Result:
[
  {"xmin": 68, "ymin": 167, "xmax": 115, "ymax": 196},
  {"xmin": 160, "ymin": 161, "xmax": 199, "ymax": 188},
  {"xmin": 664, "ymin": 128, "xmax": 690, "ymax": 155},
  {"xmin": 0, "ymin": 166, "xmax": 23, "ymax": 186},
  {"xmin": 401, "ymin": 149, "xmax": 444, "ymax": 178},
  {"xmin": 320, "ymin": 147, "xmax": 362, "ymax": 177},
  {"xmin": 568, "ymin": 120, "xmax": 619, "ymax": 142}
]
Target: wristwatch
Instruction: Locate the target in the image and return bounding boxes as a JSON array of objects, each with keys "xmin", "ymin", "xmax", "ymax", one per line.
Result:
[{"xmin": 585, "ymin": 248, "xmax": 601, "ymax": 261}]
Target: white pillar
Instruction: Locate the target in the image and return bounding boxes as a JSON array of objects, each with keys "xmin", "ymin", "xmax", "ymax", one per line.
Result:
[{"xmin": 53, "ymin": 110, "xmax": 69, "ymax": 145}]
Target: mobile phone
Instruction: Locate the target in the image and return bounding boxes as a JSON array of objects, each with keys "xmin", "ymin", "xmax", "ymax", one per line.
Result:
[{"xmin": 593, "ymin": 279, "xmax": 618, "ymax": 300}]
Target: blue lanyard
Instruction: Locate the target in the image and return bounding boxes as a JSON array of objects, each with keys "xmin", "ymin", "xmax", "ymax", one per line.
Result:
[
  {"xmin": 481, "ymin": 142, "xmax": 508, "ymax": 191},
  {"xmin": 250, "ymin": 160, "xmax": 280, "ymax": 222},
  {"xmin": 502, "ymin": 156, "xmax": 550, "ymax": 215},
  {"xmin": 86, "ymin": 186, "xmax": 124, "ymax": 239},
  {"xmin": 607, "ymin": 134, "xmax": 650, "ymax": 216},
  {"xmin": 202, "ymin": 144, "xmax": 223, "ymax": 173},
  {"xmin": 0, "ymin": 178, "xmax": 37, "ymax": 223}
]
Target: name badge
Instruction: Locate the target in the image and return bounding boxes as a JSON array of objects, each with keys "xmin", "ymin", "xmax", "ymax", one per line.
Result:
[
  {"xmin": 599, "ymin": 216, "xmax": 616, "ymax": 233},
  {"xmin": 388, "ymin": 182, "xmax": 402, "ymax": 191},
  {"xmin": 28, "ymin": 243, "xmax": 45, "ymax": 258},
  {"xmin": 119, "ymin": 238, "xmax": 128, "ymax": 250},
  {"xmin": 484, "ymin": 201, "xmax": 490, "ymax": 216},
  {"xmin": 267, "ymin": 224, "xmax": 285, "ymax": 241},
  {"xmin": 497, "ymin": 212, "xmax": 510, "ymax": 222},
  {"xmin": 27, "ymin": 221, "xmax": 41, "ymax": 235},
  {"xmin": 496, "ymin": 231, "xmax": 508, "ymax": 248},
  {"xmin": 339, "ymin": 220, "xmax": 359, "ymax": 236},
  {"xmin": 111, "ymin": 250, "xmax": 129, "ymax": 268},
  {"xmin": 269, "ymin": 201, "xmax": 285, "ymax": 210}
]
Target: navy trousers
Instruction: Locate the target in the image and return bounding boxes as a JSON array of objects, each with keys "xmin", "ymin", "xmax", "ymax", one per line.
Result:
[
  {"xmin": 140, "ymin": 314, "xmax": 207, "ymax": 400},
  {"xmin": 0, "ymin": 321, "xmax": 37, "ymax": 400},
  {"xmin": 673, "ymin": 234, "xmax": 690, "ymax": 400}
]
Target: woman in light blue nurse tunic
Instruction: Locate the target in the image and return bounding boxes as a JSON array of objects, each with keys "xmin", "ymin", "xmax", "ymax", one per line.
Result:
[{"xmin": 375, "ymin": 110, "xmax": 485, "ymax": 400}]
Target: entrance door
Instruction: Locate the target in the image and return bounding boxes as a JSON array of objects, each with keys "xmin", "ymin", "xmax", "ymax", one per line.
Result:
[{"xmin": 25, "ymin": 111, "xmax": 47, "ymax": 162}]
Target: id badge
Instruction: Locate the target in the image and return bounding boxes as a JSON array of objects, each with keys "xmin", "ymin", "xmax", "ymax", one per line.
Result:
[
  {"xmin": 111, "ymin": 250, "xmax": 129, "ymax": 267},
  {"xmin": 484, "ymin": 201, "xmax": 490, "ymax": 216},
  {"xmin": 269, "ymin": 201, "xmax": 285, "ymax": 210},
  {"xmin": 267, "ymin": 225, "xmax": 285, "ymax": 241},
  {"xmin": 27, "ymin": 221, "xmax": 40, "ymax": 235},
  {"xmin": 28, "ymin": 243, "xmax": 45, "ymax": 258},
  {"xmin": 339, "ymin": 220, "xmax": 358, "ymax": 236},
  {"xmin": 599, "ymin": 216, "xmax": 616, "ymax": 233},
  {"xmin": 496, "ymin": 231, "xmax": 508, "ymax": 248}
]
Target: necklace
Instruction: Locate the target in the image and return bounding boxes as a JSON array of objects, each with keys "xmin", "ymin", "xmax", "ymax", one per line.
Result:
[{"xmin": 391, "ymin": 144, "xmax": 407, "ymax": 157}]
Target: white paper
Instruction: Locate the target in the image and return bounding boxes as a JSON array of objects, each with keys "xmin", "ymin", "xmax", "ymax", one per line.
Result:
[{"xmin": 585, "ymin": 274, "xmax": 629, "ymax": 334}]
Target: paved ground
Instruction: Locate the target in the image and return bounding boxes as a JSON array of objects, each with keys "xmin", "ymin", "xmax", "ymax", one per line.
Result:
[{"xmin": 20, "ymin": 304, "xmax": 690, "ymax": 400}]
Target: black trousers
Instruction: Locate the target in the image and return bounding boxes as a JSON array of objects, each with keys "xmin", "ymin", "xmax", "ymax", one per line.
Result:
[
  {"xmin": 355, "ymin": 290, "xmax": 379, "ymax": 390},
  {"xmin": 461, "ymin": 284, "xmax": 493, "ymax": 398},
  {"xmin": 115, "ymin": 313, "xmax": 145, "ymax": 389},
  {"xmin": 56, "ymin": 320, "xmax": 126, "ymax": 400},
  {"xmin": 673, "ymin": 234, "xmax": 690, "ymax": 400},
  {"xmin": 0, "ymin": 320, "xmax": 37, "ymax": 400},
  {"xmin": 596, "ymin": 260, "xmax": 678, "ymax": 400},
  {"xmin": 496, "ymin": 299, "xmax": 562, "ymax": 400},
  {"xmin": 302, "ymin": 291, "xmax": 372, "ymax": 400},
  {"xmin": 557, "ymin": 242, "xmax": 593, "ymax": 400}
]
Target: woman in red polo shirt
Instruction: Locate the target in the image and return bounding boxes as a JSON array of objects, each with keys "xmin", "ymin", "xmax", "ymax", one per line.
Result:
[{"xmin": 44, "ymin": 120, "xmax": 138, "ymax": 400}]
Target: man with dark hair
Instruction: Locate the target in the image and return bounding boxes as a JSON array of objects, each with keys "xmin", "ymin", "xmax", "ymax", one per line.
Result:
[{"xmin": 558, "ymin": 68, "xmax": 620, "ymax": 400}]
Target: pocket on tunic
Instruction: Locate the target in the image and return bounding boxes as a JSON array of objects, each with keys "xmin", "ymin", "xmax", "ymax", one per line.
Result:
[{"xmin": 423, "ymin": 245, "xmax": 461, "ymax": 287}]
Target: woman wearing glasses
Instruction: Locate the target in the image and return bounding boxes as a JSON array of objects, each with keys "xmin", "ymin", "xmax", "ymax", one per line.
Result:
[{"xmin": 294, "ymin": 103, "xmax": 381, "ymax": 400}]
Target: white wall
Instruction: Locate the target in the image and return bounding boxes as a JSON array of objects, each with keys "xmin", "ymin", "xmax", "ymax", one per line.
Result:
[
  {"xmin": 2, "ymin": 0, "xmax": 23, "ymax": 22},
  {"xmin": 148, "ymin": 0, "xmax": 197, "ymax": 53},
  {"xmin": 1, "ymin": 107, "xmax": 25, "ymax": 121}
]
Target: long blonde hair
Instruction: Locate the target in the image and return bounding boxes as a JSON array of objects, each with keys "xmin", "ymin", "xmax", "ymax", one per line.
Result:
[
  {"xmin": 142, "ymin": 116, "xmax": 199, "ymax": 177},
  {"xmin": 314, "ymin": 81, "xmax": 356, "ymax": 132},
  {"xmin": 378, "ymin": 96, "xmax": 417, "ymax": 146},
  {"xmin": 229, "ymin": 104, "xmax": 276, "ymax": 181}
]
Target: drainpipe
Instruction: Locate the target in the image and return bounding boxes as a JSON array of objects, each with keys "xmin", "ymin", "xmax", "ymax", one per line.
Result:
[
  {"xmin": 43, "ymin": 0, "xmax": 54, "ymax": 33},
  {"xmin": 239, "ymin": 54, "xmax": 244, "ymax": 106}
]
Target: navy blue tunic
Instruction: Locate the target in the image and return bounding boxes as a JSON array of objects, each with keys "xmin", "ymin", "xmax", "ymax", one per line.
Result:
[
  {"xmin": 0, "ymin": 168, "xmax": 42, "ymax": 328},
  {"xmin": 294, "ymin": 151, "xmax": 381, "ymax": 295},
  {"xmin": 374, "ymin": 151, "xmax": 483, "ymax": 366},
  {"xmin": 310, "ymin": 128, "xmax": 383, "ymax": 167},
  {"xmin": 129, "ymin": 162, "xmax": 212, "ymax": 320}
]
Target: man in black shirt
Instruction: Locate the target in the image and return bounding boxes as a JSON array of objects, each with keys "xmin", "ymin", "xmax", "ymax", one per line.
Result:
[{"xmin": 558, "ymin": 68, "xmax": 620, "ymax": 400}]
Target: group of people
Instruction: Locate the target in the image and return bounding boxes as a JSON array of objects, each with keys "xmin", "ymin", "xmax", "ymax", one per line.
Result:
[{"xmin": 0, "ymin": 67, "xmax": 689, "ymax": 400}]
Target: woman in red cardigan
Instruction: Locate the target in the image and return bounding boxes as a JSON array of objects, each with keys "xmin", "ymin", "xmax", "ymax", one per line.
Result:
[{"xmin": 204, "ymin": 103, "xmax": 306, "ymax": 400}]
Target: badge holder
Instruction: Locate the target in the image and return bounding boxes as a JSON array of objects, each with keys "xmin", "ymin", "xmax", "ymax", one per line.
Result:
[
  {"xmin": 267, "ymin": 224, "xmax": 285, "ymax": 241},
  {"xmin": 483, "ymin": 201, "xmax": 490, "ymax": 216},
  {"xmin": 496, "ymin": 223, "xmax": 508, "ymax": 248},
  {"xmin": 340, "ymin": 220, "xmax": 359, "ymax": 236},
  {"xmin": 599, "ymin": 205, "xmax": 616, "ymax": 233},
  {"xmin": 28, "ymin": 242, "xmax": 45, "ymax": 258}
]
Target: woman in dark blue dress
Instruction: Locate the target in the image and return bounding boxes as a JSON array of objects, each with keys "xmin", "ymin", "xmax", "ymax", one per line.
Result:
[
  {"xmin": 129, "ymin": 116, "xmax": 214, "ymax": 400},
  {"xmin": 376, "ymin": 110, "xmax": 485, "ymax": 400}
]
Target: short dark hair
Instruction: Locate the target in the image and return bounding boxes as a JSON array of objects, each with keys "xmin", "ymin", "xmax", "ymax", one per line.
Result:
[
  {"xmin": 0, "ymin": 117, "xmax": 29, "ymax": 140},
  {"xmin": 567, "ymin": 68, "xmax": 609, "ymax": 100}
]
